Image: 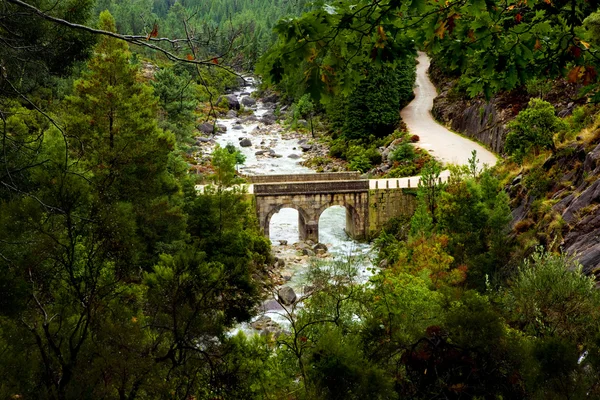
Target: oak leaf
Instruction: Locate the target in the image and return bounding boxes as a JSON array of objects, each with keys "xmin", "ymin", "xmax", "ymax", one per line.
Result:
[{"xmin": 147, "ymin": 23, "xmax": 158, "ymax": 40}]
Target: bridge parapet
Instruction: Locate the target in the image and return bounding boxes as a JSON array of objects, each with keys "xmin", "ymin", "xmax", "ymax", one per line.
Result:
[
  {"xmin": 254, "ymin": 180, "xmax": 369, "ymax": 196},
  {"xmin": 247, "ymin": 172, "xmax": 361, "ymax": 184}
]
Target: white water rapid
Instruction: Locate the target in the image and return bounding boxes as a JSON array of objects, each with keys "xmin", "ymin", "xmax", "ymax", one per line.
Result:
[{"xmin": 200, "ymin": 78, "xmax": 373, "ymax": 332}]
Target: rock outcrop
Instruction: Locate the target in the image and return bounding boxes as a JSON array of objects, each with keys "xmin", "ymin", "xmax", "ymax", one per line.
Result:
[{"xmin": 507, "ymin": 140, "xmax": 600, "ymax": 276}]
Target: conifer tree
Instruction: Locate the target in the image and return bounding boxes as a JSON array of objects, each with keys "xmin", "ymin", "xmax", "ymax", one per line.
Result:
[{"xmin": 65, "ymin": 11, "xmax": 185, "ymax": 264}]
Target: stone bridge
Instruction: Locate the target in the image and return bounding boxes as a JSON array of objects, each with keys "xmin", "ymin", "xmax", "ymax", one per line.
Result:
[
  {"xmin": 251, "ymin": 173, "xmax": 370, "ymax": 242},
  {"xmin": 248, "ymin": 172, "xmax": 446, "ymax": 242}
]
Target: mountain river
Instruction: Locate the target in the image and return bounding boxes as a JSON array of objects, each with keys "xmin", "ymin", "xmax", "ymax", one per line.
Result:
[{"xmin": 198, "ymin": 77, "xmax": 373, "ymax": 331}]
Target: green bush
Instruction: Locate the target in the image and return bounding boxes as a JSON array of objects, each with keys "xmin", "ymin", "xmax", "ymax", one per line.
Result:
[
  {"xmin": 329, "ymin": 139, "xmax": 347, "ymax": 159},
  {"xmin": 364, "ymin": 148, "xmax": 383, "ymax": 165},
  {"xmin": 505, "ymin": 98, "xmax": 566, "ymax": 163},
  {"xmin": 389, "ymin": 142, "xmax": 416, "ymax": 163},
  {"xmin": 349, "ymin": 154, "xmax": 372, "ymax": 173}
]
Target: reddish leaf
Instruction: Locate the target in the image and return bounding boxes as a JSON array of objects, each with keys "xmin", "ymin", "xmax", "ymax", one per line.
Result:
[
  {"xmin": 147, "ymin": 23, "xmax": 158, "ymax": 40},
  {"xmin": 534, "ymin": 38, "xmax": 542, "ymax": 51},
  {"xmin": 569, "ymin": 45, "xmax": 582, "ymax": 58},
  {"xmin": 568, "ymin": 65, "xmax": 583, "ymax": 83},
  {"xmin": 515, "ymin": 13, "xmax": 523, "ymax": 23},
  {"xmin": 186, "ymin": 54, "xmax": 194, "ymax": 61},
  {"xmin": 211, "ymin": 57, "xmax": 219, "ymax": 65},
  {"xmin": 583, "ymin": 66, "xmax": 597, "ymax": 85}
]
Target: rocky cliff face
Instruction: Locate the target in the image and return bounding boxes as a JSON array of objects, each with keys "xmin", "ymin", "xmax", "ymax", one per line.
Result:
[
  {"xmin": 431, "ymin": 89, "xmax": 513, "ymax": 153},
  {"xmin": 506, "ymin": 134, "xmax": 600, "ymax": 278}
]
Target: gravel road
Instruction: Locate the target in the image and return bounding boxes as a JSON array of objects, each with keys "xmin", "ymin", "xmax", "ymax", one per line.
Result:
[{"xmin": 400, "ymin": 52, "xmax": 498, "ymax": 169}]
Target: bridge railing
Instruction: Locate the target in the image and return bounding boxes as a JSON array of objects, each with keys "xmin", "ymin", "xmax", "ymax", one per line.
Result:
[
  {"xmin": 369, "ymin": 170, "xmax": 451, "ymax": 190},
  {"xmin": 246, "ymin": 172, "xmax": 361, "ymax": 184},
  {"xmin": 254, "ymin": 180, "xmax": 369, "ymax": 196}
]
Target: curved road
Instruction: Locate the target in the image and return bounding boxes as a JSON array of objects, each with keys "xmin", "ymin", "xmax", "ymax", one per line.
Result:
[{"xmin": 400, "ymin": 52, "xmax": 497, "ymax": 169}]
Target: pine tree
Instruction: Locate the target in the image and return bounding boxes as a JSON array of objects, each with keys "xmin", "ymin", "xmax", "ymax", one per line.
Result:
[{"xmin": 65, "ymin": 10, "xmax": 185, "ymax": 265}]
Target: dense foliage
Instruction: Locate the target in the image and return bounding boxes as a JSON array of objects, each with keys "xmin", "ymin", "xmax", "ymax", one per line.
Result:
[
  {"xmin": 2, "ymin": 0, "xmax": 600, "ymax": 398},
  {"xmin": 0, "ymin": 12, "xmax": 271, "ymax": 398},
  {"xmin": 261, "ymin": 0, "xmax": 600, "ymax": 100}
]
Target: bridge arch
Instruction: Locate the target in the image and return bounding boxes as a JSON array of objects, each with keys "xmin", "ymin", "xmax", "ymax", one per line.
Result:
[
  {"xmin": 263, "ymin": 203, "xmax": 313, "ymax": 240},
  {"xmin": 316, "ymin": 201, "xmax": 362, "ymax": 240}
]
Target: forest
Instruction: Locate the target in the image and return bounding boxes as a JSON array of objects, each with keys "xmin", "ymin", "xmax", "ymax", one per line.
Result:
[{"xmin": 1, "ymin": 0, "xmax": 600, "ymax": 399}]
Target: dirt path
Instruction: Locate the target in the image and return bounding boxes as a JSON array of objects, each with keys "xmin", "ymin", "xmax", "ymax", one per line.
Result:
[{"xmin": 400, "ymin": 52, "xmax": 498, "ymax": 169}]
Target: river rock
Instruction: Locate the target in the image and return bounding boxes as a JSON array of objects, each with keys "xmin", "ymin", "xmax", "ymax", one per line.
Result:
[
  {"xmin": 226, "ymin": 110, "xmax": 237, "ymax": 118},
  {"xmin": 239, "ymin": 138, "xmax": 252, "ymax": 147},
  {"xmin": 251, "ymin": 315, "xmax": 272, "ymax": 330},
  {"xmin": 241, "ymin": 96, "xmax": 256, "ymax": 106},
  {"xmin": 217, "ymin": 94, "xmax": 240, "ymax": 110},
  {"xmin": 240, "ymin": 91, "xmax": 251, "ymax": 96},
  {"xmin": 261, "ymin": 113, "xmax": 276, "ymax": 125},
  {"xmin": 302, "ymin": 248, "xmax": 315, "ymax": 257},
  {"xmin": 216, "ymin": 124, "xmax": 227, "ymax": 133},
  {"xmin": 300, "ymin": 144, "xmax": 312, "ymax": 152},
  {"xmin": 278, "ymin": 240, "xmax": 288, "ymax": 246},
  {"xmin": 297, "ymin": 119, "xmax": 308, "ymax": 127},
  {"xmin": 281, "ymin": 272, "xmax": 293, "ymax": 282},
  {"xmin": 313, "ymin": 243, "xmax": 328, "ymax": 252},
  {"xmin": 261, "ymin": 299, "xmax": 284, "ymax": 312},
  {"xmin": 288, "ymin": 154, "xmax": 301, "ymax": 159},
  {"xmin": 242, "ymin": 115, "xmax": 259, "ymax": 123},
  {"xmin": 255, "ymin": 150, "xmax": 268, "ymax": 156},
  {"xmin": 196, "ymin": 136, "xmax": 212, "ymax": 144},
  {"xmin": 232, "ymin": 124, "xmax": 243, "ymax": 130},
  {"xmin": 198, "ymin": 122, "xmax": 214, "ymax": 134},
  {"xmin": 262, "ymin": 92, "xmax": 280, "ymax": 103},
  {"xmin": 278, "ymin": 286, "xmax": 297, "ymax": 305}
]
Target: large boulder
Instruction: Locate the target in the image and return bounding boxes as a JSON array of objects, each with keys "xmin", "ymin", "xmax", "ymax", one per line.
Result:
[
  {"xmin": 262, "ymin": 91, "xmax": 280, "ymax": 104},
  {"xmin": 197, "ymin": 122, "xmax": 214, "ymax": 134},
  {"xmin": 217, "ymin": 94, "xmax": 240, "ymax": 110},
  {"xmin": 241, "ymin": 96, "xmax": 256, "ymax": 107},
  {"xmin": 226, "ymin": 109, "xmax": 238, "ymax": 118},
  {"xmin": 261, "ymin": 112, "xmax": 276, "ymax": 125},
  {"xmin": 239, "ymin": 137, "xmax": 252, "ymax": 147},
  {"xmin": 278, "ymin": 286, "xmax": 297, "ymax": 305}
]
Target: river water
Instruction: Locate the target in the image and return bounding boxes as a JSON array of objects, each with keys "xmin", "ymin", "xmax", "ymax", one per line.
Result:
[{"xmin": 204, "ymin": 78, "xmax": 374, "ymax": 330}]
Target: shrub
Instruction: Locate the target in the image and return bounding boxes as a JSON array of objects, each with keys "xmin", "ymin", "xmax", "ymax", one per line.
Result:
[
  {"xmin": 349, "ymin": 154, "xmax": 372, "ymax": 173},
  {"xmin": 329, "ymin": 140, "xmax": 346, "ymax": 159},
  {"xmin": 505, "ymin": 98, "xmax": 567, "ymax": 163},
  {"xmin": 389, "ymin": 142, "xmax": 416, "ymax": 163},
  {"xmin": 410, "ymin": 135, "xmax": 420, "ymax": 143},
  {"xmin": 365, "ymin": 148, "xmax": 383, "ymax": 165}
]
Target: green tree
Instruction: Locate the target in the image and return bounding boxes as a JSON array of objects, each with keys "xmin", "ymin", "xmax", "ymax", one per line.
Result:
[
  {"xmin": 417, "ymin": 160, "xmax": 445, "ymax": 224},
  {"xmin": 151, "ymin": 66, "xmax": 197, "ymax": 143},
  {"xmin": 0, "ymin": 0, "xmax": 95, "ymax": 97},
  {"xmin": 504, "ymin": 249, "xmax": 600, "ymax": 398},
  {"xmin": 66, "ymin": 11, "xmax": 186, "ymax": 264},
  {"xmin": 505, "ymin": 98, "xmax": 566, "ymax": 162}
]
